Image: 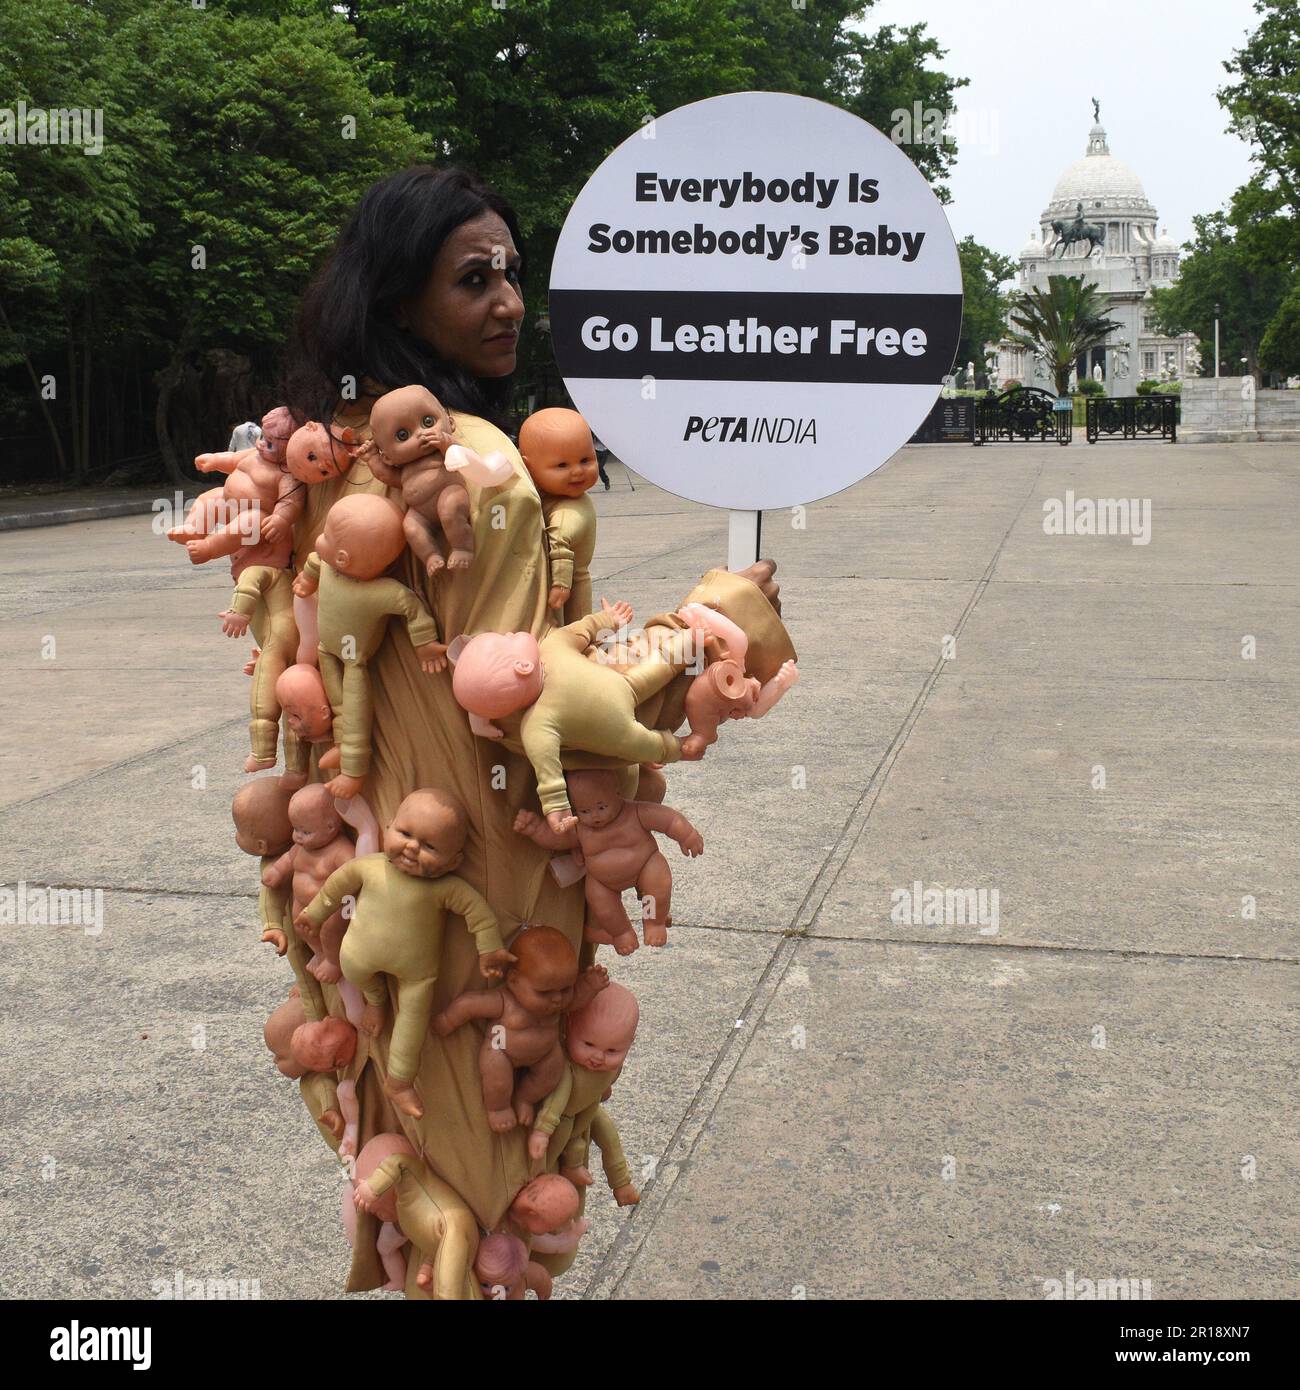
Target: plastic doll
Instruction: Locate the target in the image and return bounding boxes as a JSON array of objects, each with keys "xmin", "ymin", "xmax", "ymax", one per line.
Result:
[
  {"xmin": 262, "ymin": 784, "xmax": 357, "ymax": 984},
  {"xmin": 359, "ymin": 384, "xmax": 511, "ymax": 576},
  {"xmin": 283, "ymin": 421, "xmax": 359, "ymax": 665},
  {"xmin": 514, "ymin": 768, "xmax": 702, "ymax": 954},
  {"xmin": 168, "ymin": 406, "xmax": 302, "ymax": 567},
  {"xmin": 349, "ymin": 1134, "xmax": 417, "ymax": 1292},
  {"xmin": 273, "ymin": 662, "xmax": 332, "ymax": 788},
  {"xmin": 291, "ymin": 493, "xmax": 446, "ymax": 799},
  {"xmin": 507, "ymin": 1173, "xmax": 589, "ymax": 1256},
  {"xmin": 290, "ymin": 1017, "xmax": 361, "ymax": 1154},
  {"xmin": 473, "ymin": 1234, "xmax": 552, "ymax": 1301},
  {"xmin": 432, "ymin": 925, "xmax": 608, "ymax": 1133},
  {"xmin": 675, "ymin": 603, "xmax": 800, "ymax": 759},
  {"xmin": 218, "ymin": 565, "xmax": 300, "ymax": 773},
  {"xmin": 449, "ymin": 599, "xmax": 703, "ymax": 833},
  {"xmin": 297, "ymin": 789, "xmax": 512, "ymax": 1119},
  {"xmin": 528, "ymin": 981, "xmax": 639, "ymax": 1205},
  {"xmin": 518, "ymin": 407, "xmax": 600, "ymax": 622},
  {"xmin": 353, "ymin": 1135, "xmax": 480, "ymax": 1300},
  {"xmin": 263, "ymin": 994, "xmax": 308, "ymax": 1079}
]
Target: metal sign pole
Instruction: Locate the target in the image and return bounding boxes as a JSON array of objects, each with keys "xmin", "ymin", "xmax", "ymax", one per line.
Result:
[{"xmin": 727, "ymin": 509, "xmax": 761, "ymax": 571}]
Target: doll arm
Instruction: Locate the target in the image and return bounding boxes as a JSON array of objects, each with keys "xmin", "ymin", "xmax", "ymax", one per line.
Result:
[
  {"xmin": 292, "ymin": 551, "xmax": 321, "ymax": 597},
  {"xmin": 357, "ymin": 443, "xmax": 404, "ymax": 490},
  {"xmin": 563, "ymin": 602, "xmax": 632, "ymax": 654},
  {"xmin": 431, "ymin": 988, "xmax": 505, "ymax": 1036},
  {"xmin": 193, "ymin": 449, "xmax": 242, "ymax": 475},
  {"xmin": 512, "ymin": 808, "xmax": 579, "ymax": 852},
  {"xmin": 525, "ymin": 1262, "xmax": 553, "ymax": 1301},
  {"xmin": 261, "ymin": 847, "xmax": 295, "ymax": 891},
  {"xmin": 441, "ymin": 880, "xmax": 509, "ymax": 971},
  {"xmin": 590, "ymin": 1107, "xmax": 638, "ymax": 1202},
  {"xmin": 335, "ymin": 794, "xmax": 379, "ymax": 856},
  {"xmin": 749, "ymin": 660, "xmax": 800, "ymax": 718},
  {"xmin": 635, "ymin": 802, "xmax": 704, "ymax": 857},
  {"xmin": 378, "ymin": 578, "xmax": 442, "ymax": 658},
  {"xmin": 299, "ymin": 856, "xmax": 366, "ymax": 932},
  {"xmin": 544, "ymin": 512, "xmax": 576, "ymax": 596},
  {"xmin": 519, "ymin": 718, "xmax": 571, "ymax": 827},
  {"xmin": 528, "ymin": 1069, "xmax": 574, "ymax": 1157},
  {"xmin": 336, "ymin": 1078, "xmax": 360, "ymax": 1159}
]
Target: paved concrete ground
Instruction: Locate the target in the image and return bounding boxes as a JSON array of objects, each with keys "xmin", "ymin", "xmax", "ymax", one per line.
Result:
[{"xmin": 0, "ymin": 442, "xmax": 1295, "ymax": 1300}]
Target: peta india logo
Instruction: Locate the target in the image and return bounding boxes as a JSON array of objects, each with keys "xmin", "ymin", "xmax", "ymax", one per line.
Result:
[
  {"xmin": 1043, "ymin": 489, "xmax": 1152, "ymax": 545},
  {"xmin": 683, "ymin": 415, "xmax": 817, "ymax": 444}
]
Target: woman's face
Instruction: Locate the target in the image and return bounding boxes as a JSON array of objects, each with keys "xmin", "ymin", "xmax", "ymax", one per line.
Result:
[{"xmin": 401, "ymin": 211, "xmax": 524, "ymax": 379}]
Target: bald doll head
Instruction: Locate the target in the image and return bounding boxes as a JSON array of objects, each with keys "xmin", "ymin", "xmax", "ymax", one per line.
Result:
[
  {"xmin": 264, "ymin": 995, "xmax": 308, "ymax": 1078},
  {"xmin": 565, "ymin": 769, "xmax": 626, "ymax": 832},
  {"xmin": 288, "ymin": 783, "xmax": 344, "ymax": 851},
  {"xmin": 314, "ymin": 494, "xmax": 406, "ymax": 580},
  {"xmin": 231, "ymin": 777, "xmax": 294, "ymax": 857},
  {"xmin": 275, "ymin": 664, "xmax": 333, "ymax": 741},
  {"xmin": 383, "ymin": 788, "xmax": 468, "ymax": 879},
  {"xmin": 506, "ymin": 925, "xmax": 579, "ymax": 1016},
  {"xmin": 518, "ymin": 408, "xmax": 598, "ymax": 500},
  {"xmin": 566, "ymin": 980, "xmax": 638, "ymax": 1073},
  {"xmin": 509, "ymin": 1173, "xmax": 580, "ymax": 1236},
  {"xmin": 290, "ymin": 1017, "xmax": 357, "ymax": 1073}
]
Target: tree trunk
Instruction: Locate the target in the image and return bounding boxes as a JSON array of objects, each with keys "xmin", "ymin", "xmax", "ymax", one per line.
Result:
[
  {"xmin": 0, "ymin": 297, "xmax": 71, "ymax": 479},
  {"xmin": 155, "ymin": 352, "xmax": 190, "ymax": 486}
]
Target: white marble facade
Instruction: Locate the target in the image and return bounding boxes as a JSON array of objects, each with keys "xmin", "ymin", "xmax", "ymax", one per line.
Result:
[{"xmin": 990, "ymin": 111, "xmax": 1199, "ymax": 397}]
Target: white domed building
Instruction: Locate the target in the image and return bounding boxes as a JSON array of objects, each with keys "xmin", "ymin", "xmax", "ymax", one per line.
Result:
[{"xmin": 990, "ymin": 108, "xmax": 1200, "ymax": 397}]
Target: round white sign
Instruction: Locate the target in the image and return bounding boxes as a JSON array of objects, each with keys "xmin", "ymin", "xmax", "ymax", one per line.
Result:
[{"xmin": 549, "ymin": 91, "xmax": 963, "ymax": 510}]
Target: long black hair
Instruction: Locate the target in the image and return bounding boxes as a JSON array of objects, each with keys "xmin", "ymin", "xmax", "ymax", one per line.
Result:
[{"xmin": 283, "ymin": 166, "xmax": 525, "ymax": 431}]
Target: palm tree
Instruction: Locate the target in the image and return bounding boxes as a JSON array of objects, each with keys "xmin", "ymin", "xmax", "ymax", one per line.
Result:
[{"xmin": 1005, "ymin": 275, "xmax": 1122, "ymax": 394}]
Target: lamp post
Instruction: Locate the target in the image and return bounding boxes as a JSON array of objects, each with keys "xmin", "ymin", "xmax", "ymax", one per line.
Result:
[{"xmin": 1214, "ymin": 303, "xmax": 1220, "ymax": 378}]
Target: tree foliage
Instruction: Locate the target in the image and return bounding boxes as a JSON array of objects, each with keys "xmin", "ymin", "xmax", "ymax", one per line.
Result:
[
  {"xmin": 955, "ymin": 236, "xmax": 1016, "ymax": 382},
  {"xmin": 1005, "ymin": 275, "xmax": 1121, "ymax": 396}
]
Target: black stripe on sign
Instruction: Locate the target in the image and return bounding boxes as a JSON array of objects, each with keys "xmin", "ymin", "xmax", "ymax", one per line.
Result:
[{"xmin": 549, "ymin": 289, "xmax": 963, "ymax": 385}]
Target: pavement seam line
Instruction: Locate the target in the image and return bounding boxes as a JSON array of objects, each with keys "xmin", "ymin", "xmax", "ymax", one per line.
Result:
[
  {"xmin": 585, "ymin": 465, "xmax": 1050, "ymax": 1299},
  {"xmin": 796, "ymin": 460, "xmax": 1048, "ymax": 934},
  {"xmin": 0, "ymin": 716, "xmax": 247, "ymax": 816}
]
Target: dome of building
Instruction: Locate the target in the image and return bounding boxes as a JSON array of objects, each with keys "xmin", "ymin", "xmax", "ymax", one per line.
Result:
[
  {"xmin": 1045, "ymin": 117, "xmax": 1153, "ymax": 215},
  {"xmin": 1150, "ymin": 227, "xmax": 1178, "ymax": 254},
  {"xmin": 1020, "ymin": 231, "xmax": 1045, "ymax": 258}
]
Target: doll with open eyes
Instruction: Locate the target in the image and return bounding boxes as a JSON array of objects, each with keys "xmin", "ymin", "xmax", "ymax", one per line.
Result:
[{"xmin": 358, "ymin": 384, "xmax": 512, "ymax": 576}]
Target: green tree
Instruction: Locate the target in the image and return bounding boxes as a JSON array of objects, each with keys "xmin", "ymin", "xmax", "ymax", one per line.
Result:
[
  {"xmin": 1005, "ymin": 275, "xmax": 1120, "ymax": 396},
  {"xmin": 1150, "ymin": 181, "xmax": 1296, "ymax": 379},
  {"xmin": 1219, "ymin": 0, "xmax": 1300, "ymax": 213},
  {"xmin": 344, "ymin": 0, "xmax": 965, "ymax": 385},
  {"xmin": 954, "ymin": 236, "xmax": 1016, "ymax": 384}
]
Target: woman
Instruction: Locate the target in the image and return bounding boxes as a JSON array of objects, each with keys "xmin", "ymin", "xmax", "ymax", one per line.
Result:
[{"xmin": 278, "ymin": 166, "xmax": 786, "ymax": 1297}]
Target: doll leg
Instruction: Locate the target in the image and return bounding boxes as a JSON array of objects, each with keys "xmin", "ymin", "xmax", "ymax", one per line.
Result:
[
  {"xmin": 437, "ymin": 482, "xmax": 475, "ymax": 568},
  {"xmin": 636, "ymin": 850, "xmax": 673, "ymax": 948},
  {"xmin": 167, "ymin": 486, "xmax": 222, "ymax": 542},
  {"xmin": 410, "ymin": 1179, "xmax": 479, "ymax": 1301},
  {"xmin": 246, "ymin": 578, "xmax": 297, "ymax": 772},
  {"xmin": 383, "ymin": 976, "xmax": 435, "ymax": 1117},
  {"xmin": 326, "ymin": 660, "xmax": 373, "ymax": 798},
  {"xmin": 513, "ymin": 1044, "xmax": 567, "ymax": 1128},
  {"xmin": 306, "ymin": 910, "xmax": 346, "ymax": 983},
  {"xmin": 478, "ymin": 1033, "xmax": 518, "ymax": 1133},
  {"xmin": 376, "ymin": 1221, "xmax": 409, "ymax": 1292},
  {"xmin": 584, "ymin": 874, "xmax": 638, "ymax": 956}
]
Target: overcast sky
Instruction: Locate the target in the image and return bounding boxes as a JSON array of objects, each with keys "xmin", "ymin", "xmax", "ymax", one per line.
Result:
[{"xmin": 865, "ymin": 0, "xmax": 1261, "ymax": 259}]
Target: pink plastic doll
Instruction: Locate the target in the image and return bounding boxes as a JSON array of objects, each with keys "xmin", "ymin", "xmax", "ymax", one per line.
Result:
[
  {"xmin": 432, "ymin": 925, "xmax": 608, "ymax": 1133},
  {"xmin": 514, "ymin": 768, "xmax": 702, "ymax": 953}
]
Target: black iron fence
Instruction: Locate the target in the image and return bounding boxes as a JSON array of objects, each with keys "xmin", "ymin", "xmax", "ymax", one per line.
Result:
[
  {"xmin": 975, "ymin": 387, "xmax": 1072, "ymax": 446},
  {"xmin": 1085, "ymin": 395, "xmax": 1178, "ymax": 443}
]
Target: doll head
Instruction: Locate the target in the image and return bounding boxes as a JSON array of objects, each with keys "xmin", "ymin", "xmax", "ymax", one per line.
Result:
[
  {"xmin": 290, "ymin": 1017, "xmax": 357, "ymax": 1073},
  {"xmin": 368, "ymin": 385, "xmax": 454, "ymax": 468},
  {"xmin": 505, "ymin": 926, "xmax": 578, "ymax": 1017},
  {"xmin": 285, "ymin": 421, "xmax": 354, "ymax": 484},
  {"xmin": 518, "ymin": 408, "xmax": 599, "ymax": 500},
  {"xmin": 474, "ymin": 1233, "xmax": 529, "ymax": 1298},
  {"xmin": 383, "ymin": 789, "xmax": 467, "ymax": 879},
  {"xmin": 288, "ymin": 784, "xmax": 344, "ymax": 851},
  {"xmin": 264, "ymin": 994, "xmax": 307, "ymax": 1078},
  {"xmin": 565, "ymin": 980, "xmax": 638, "ymax": 1073},
  {"xmin": 275, "ymin": 664, "xmax": 333, "ymax": 740},
  {"xmin": 354, "ymin": 1133, "xmax": 417, "ymax": 1224},
  {"xmin": 565, "ymin": 769, "xmax": 626, "ymax": 832},
  {"xmin": 449, "ymin": 631, "xmax": 544, "ymax": 720},
  {"xmin": 509, "ymin": 1173, "xmax": 581, "ymax": 1236},
  {"xmin": 256, "ymin": 406, "xmax": 297, "ymax": 468},
  {"xmin": 231, "ymin": 777, "xmax": 294, "ymax": 857},
  {"xmin": 315, "ymin": 492, "xmax": 405, "ymax": 578},
  {"xmin": 315, "ymin": 494, "xmax": 406, "ymax": 580}
]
